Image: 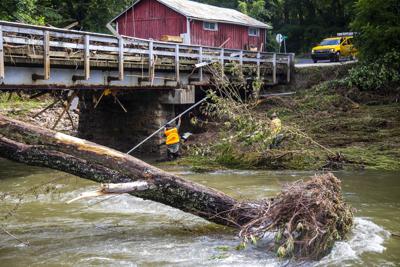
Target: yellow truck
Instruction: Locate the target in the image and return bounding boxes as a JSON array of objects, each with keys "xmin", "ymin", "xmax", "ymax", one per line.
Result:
[{"xmin": 311, "ymin": 33, "xmax": 357, "ymax": 63}]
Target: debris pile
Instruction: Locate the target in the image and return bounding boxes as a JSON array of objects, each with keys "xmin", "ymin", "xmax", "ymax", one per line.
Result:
[{"xmin": 238, "ymin": 173, "xmax": 354, "ymax": 259}]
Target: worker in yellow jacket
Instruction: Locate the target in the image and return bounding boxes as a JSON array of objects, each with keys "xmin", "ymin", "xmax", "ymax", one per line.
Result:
[
  {"xmin": 164, "ymin": 116, "xmax": 182, "ymax": 160},
  {"xmin": 269, "ymin": 113, "xmax": 284, "ymax": 149}
]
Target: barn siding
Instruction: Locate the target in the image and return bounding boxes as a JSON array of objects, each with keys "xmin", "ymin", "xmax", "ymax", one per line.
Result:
[
  {"xmin": 115, "ymin": 0, "xmax": 266, "ymax": 50},
  {"xmin": 116, "ymin": 0, "xmax": 186, "ymax": 40},
  {"xmin": 190, "ymin": 20, "xmax": 265, "ymax": 50}
]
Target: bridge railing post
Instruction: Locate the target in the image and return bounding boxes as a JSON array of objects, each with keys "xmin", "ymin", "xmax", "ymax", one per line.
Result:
[
  {"xmin": 0, "ymin": 25, "xmax": 4, "ymax": 81},
  {"xmin": 239, "ymin": 50, "xmax": 243, "ymax": 75},
  {"xmin": 199, "ymin": 46, "xmax": 203, "ymax": 81},
  {"xmin": 220, "ymin": 48, "xmax": 224, "ymax": 77},
  {"xmin": 175, "ymin": 44, "xmax": 180, "ymax": 84},
  {"xmin": 44, "ymin": 30, "xmax": 50, "ymax": 80},
  {"xmin": 149, "ymin": 40, "xmax": 154, "ymax": 85},
  {"xmin": 286, "ymin": 54, "xmax": 291, "ymax": 83},
  {"xmin": 32, "ymin": 30, "xmax": 50, "ymax": 81},
  {"xmin": 84, "ymin": 35, "xmax": 90, "ymax": 80},
  {"xmin": 272, "ymin": 53, "xmax": 277, "ymax": 85},
  {"xmin": 118, "ymin": 37, "xmax": 124, "ymax": 81},
  {"xmin": 256, "ymin": 52, "xmax": 261, "ymax": 80}
]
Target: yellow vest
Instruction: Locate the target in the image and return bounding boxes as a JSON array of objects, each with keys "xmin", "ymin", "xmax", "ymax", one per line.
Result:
[
  {"xmin": 271, "ymin": 118, "xmax": 282, "ymax": 136},
  {"xmin": 165, "ymin": 128, "xmax": 180, "ymax": 145}
]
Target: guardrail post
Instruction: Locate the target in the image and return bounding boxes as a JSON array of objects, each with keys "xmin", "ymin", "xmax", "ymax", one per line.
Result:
[
  {"xmin": 175, "ymin": 44, "xmax": 180, "ymax": 84},
  {"xmin": 32, "ymin": 30, "xmax": 50, "ymax": 81},
  {"xmin": 149, "ymin": 40, "xmax": 154, "ymax": 84},
  {"xmin": 72, "ymin": 35, "xmax": 91, "ymax": 82},
  {"xmin": 199, "ymin": 46, "xmax": 203, "ymax": 81},
  {"xmin": 0, "ymin": 26, "xmax": 4, "ymax": 81},
  {"xmin": 272, "ymin": 53, "xmax": 277, "ymax": 84},
  {"xmin": 286, "ymin": 54, "xmax": 291, "ymax": 83},
  {"xmin": 43, "ymin": 30, "xmax": 50, "ymax": 80},
  {"xmin": 220, "ymin": 48, "xmax": 224, "ymax": 77},
  {"xmin": 239, "ymin": 50, "xmax": 243, "ymax": 74},
  {"xmin": 84, "ymin": 35, "xmax": 90, "ymax": 80},
  {"xmin": 256, "ymin": 52, "xmax": 261, "ymax": 80},
  {"xmin": 118, "ymin": 37, "xmax": 124, "ymax": 81}
]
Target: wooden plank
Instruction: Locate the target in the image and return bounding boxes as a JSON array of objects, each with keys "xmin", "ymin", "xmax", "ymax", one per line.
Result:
[
  {"xmin": 175, "ymin": 44, "xmax": 180, "ymax": 83},
  {"xmin": 84, "ymin": 35, "xmax": 90, "ymax": 80},
  {"xmin": 44, "ymin": 30, "xmax": 50, "ymax": 80},
  {"xmin": 160, "ymin": 35, "xmax": 183, "ymax": 43},
  {"xmin": 0, "ymin": 26, "xmax": 4, "ymax": 80}
]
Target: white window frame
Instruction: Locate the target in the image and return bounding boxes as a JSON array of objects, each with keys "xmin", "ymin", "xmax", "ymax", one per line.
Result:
[
  {"xmin": 203, "ymin": 21, "xmax": 218, "ymax": 31},
  {"xmin": 248, "ymin": 27, "xmax": 259, "ymax": 37}
]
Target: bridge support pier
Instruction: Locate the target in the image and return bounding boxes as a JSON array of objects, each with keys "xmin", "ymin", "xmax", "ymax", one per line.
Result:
[{"xmin": 78, "ymin": 91, "xmax": 177, "ymax": 155}]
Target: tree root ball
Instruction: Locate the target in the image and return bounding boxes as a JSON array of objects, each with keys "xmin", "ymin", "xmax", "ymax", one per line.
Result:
[{"xmin": 237, "ymin": 173, "xmax": 354, "ymax": 260}]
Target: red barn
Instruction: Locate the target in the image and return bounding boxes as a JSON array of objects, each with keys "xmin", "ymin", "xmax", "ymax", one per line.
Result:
[{"xmin": 109, "ymin": 0, "xmax": 272, "ymax": 51}]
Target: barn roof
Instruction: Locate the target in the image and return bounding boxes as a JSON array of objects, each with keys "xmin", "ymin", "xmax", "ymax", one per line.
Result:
[{"xmin": 110, "ymin": 0, "xmax": 272, "ymax": 29}]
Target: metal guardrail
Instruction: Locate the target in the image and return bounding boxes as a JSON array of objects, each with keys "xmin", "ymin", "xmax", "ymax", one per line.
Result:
[{"xmin": 0, "ymin": 20, "xmax": 294, "ymax": 86}]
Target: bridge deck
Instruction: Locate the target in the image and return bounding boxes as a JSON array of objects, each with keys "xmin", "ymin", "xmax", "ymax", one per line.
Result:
[{"xmin": 0, "ymin": 21, "xmax": 294, "ymax": 90}]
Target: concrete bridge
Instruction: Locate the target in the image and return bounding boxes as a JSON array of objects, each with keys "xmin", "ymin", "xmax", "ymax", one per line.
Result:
[{"xmin": 0, "ymin": 20, "xmax": 294, "ymax": 154}]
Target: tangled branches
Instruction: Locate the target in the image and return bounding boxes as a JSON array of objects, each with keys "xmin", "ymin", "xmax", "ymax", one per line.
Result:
[{"xmin": 236, "ymin": 173, "xmax": 354, "ymax": 259}]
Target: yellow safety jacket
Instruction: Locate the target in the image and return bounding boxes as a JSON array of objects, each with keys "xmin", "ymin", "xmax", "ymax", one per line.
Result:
[
  {"xmin": 165, "ymin": 127, "xmax": 180, "ymax": 145},
  {"xmin": 270, "ymin": 118, "xmax": 282, "ymax": 136}
]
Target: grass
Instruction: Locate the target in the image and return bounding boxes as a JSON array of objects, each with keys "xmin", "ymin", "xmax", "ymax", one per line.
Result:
[{"xmin": 0, "ymin": 93, "xmax": 51, "ymax": 117}]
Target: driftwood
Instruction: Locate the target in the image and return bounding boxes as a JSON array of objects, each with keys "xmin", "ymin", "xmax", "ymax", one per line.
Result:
[{"xmin": 0, "ymin": 115, "xmax": 353, "ymax": 259}]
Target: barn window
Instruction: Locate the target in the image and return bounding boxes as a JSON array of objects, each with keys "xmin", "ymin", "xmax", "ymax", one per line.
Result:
[
  {"xmin": 248, "ymin": 27, "xmax": 259, "ymax": 36},
  {"xmin": 203, "ymin": 21, "xmax": 218, "ymax": 31}
]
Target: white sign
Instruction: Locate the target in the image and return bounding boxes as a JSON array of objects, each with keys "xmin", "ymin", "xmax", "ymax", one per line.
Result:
[{"xmin": 276, "ymin": 33, "xmax": 284, "ymax": 44}]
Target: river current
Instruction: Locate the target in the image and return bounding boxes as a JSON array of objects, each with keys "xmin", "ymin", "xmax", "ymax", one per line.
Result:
[{"xmin": 0, "ymin": 158, "xmax": 399, "ymax": 266}]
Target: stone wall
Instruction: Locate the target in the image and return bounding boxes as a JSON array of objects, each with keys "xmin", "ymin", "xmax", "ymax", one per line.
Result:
[{"xmin": 78, "ymin": 91, "xmax": 175, "ymax": 156}]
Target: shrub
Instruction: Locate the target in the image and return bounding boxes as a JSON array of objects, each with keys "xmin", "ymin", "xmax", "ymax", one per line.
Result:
[{"xmin": 346, "ymin": 51, "xmax": 400, "ymax": 91}]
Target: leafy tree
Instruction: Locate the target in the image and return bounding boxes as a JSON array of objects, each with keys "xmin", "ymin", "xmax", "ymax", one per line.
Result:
[{"xmin": 351, "ymin": 0, "xmax": 400, "ymax": 60}]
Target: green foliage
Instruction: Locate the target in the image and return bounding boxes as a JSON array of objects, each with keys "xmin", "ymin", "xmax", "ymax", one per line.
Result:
[
  {"xmin": 351, "ymin": 0, "xmax": 400, "ymax": 60},
  {"xmin": 0, "ymin": 0, "xmax": 132, "ymax": 32},
  {"xmin": 238, "ymin": 0, "xmax": 270, "ymax": 21},
  {"xmin": 346, "ymin": 52, "xmax": 400, "ymax": 91},
  {"xmin": 0, "ymin": 0, "xmax": 45, "ymax": 24}
]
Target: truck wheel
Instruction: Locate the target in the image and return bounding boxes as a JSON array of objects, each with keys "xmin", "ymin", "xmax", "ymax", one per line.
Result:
[
  {"xmin": 335, "ymin": 52, "xmax": 340, "ymax": 62},
  {"xmin": 313, "ymin": 59, "xmax": 318, "ymax": 63}
]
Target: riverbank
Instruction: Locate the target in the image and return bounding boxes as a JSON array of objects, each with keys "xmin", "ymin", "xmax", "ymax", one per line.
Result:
[
  {"xmin": 174, "ymin": 64, "xmax": 400, "ymax": 171},
  {"xmin": 0, "ymin": 92, "xmax": 78, "ymax": 135}
]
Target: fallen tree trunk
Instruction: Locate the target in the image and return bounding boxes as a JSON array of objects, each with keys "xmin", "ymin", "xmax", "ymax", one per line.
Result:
[
  {"xmin": 0, "ymin": 114, "xmax": 244, "ymax": 227},
  {"xmin": 0, "ymin": 115, "xmax": 353, "ymax": 259}
]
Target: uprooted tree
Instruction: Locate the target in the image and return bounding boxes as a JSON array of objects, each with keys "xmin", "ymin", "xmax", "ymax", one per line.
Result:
[{"xmin": 0, "ymin": 114, "xmax": 353, "ymax": 259}]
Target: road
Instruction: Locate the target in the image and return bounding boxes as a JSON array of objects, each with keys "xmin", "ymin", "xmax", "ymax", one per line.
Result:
[{"xmin": 295, "ymin": 58, "xmax": 357, "ymax": 68}]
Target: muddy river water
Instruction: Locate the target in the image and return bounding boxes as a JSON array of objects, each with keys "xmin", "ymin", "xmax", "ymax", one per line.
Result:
[{"xmin": 0, "ymin": 158, "xmax": 399, "ymax": 266}]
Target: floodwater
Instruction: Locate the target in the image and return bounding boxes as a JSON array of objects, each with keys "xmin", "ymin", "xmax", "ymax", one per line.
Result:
[{"xmin": 0, "ymin": 158, "xmax": 399, "ymax": 267}]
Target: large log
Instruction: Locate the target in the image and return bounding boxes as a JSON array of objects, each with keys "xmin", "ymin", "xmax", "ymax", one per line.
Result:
[{"xmin": 0, "ymin": 114, "xmax": 247, "ymax": 227}]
